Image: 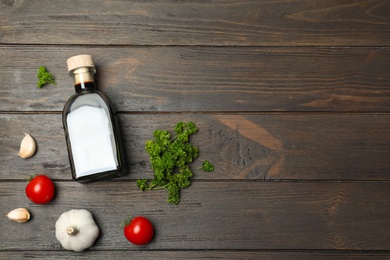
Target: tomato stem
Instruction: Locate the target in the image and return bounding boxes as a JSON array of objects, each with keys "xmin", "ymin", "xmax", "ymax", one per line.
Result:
[
  {"xmin": 120, "ymin": 215, "xmax": 133, "ymax": 229},
  {"xmin": 25, "ymin": 174, "xmax": 38, "ymax": 182}
]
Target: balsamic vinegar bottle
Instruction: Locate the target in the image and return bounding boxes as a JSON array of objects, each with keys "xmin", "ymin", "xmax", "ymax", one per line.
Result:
[{"xmin": 63, "ymin": 54, "xmax": 127, "ymax": 182}]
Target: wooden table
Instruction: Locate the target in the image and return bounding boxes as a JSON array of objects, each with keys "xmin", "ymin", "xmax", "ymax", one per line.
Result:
[{"xmin": 1, "ymin": 1, "xmax": 390, "ymax": 259}]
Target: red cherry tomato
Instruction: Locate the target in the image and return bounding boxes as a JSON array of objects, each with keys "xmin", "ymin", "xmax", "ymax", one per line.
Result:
[
  {"xmin": 124, "ymin": 216, "xmax": 154, "ymax": 245},
  {"xmin": 25, "ymin": 175, "xmax": 55, "ymax": 204}
]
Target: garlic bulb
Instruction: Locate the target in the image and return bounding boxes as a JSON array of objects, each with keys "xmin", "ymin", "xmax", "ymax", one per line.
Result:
[
  {"xmin": 55, "ymin": 209, "xmax": 100, "ymax": 252},
  {"xmin": 18, "ymin": 134, "xmax": 37, "ymax": 159},
  {"xmin": 6, "ymin": 208, "xmax": 30, "ymax": 223}
]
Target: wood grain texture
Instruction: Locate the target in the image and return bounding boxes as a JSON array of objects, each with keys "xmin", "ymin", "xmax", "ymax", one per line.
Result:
[
  {"xmin": 1, "ymin": 113, "xmax": 389, "ymax": 181},
  {"xmin": 0, "ymin": 0, "xmax": 389, "ymax": 46},
  {"xmin": 1, "ymin": 1, "xmax": 390, "ymax": 258},
  {"xmin": 0, "ymin": 46, "xmax": 389, "ymax": 112},
  {"xmin": 2, "ymin": 251, "xmax": 390, "ymax": 260},
  {"xmin": 1, "ymin": 181, "xmax": 390, "ymax": 250}
]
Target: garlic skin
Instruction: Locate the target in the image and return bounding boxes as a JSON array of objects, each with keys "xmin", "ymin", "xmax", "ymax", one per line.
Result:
[
  {"xmin": 18, "ymin": 134, "xmax": 37, "ymax": 159},
  {"xmin": 7, "ymin": 208, "xmax": 30, "ymax": 223},
  {"xmin": 55, "ymin": 209, "xmax": 100, "ymax": 252}
]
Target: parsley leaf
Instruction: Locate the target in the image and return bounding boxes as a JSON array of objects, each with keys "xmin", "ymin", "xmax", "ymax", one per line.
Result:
[
  {"xmin": 200, "ymin": 160, "xmax": 214, "ymax": 172},
  {"xmin": 37, "ymin": 66, "xmax": 56, "ymax": 88},
  {"xmin": 137, "ymin": 121, "xmax": 212, "ymax": 204}
]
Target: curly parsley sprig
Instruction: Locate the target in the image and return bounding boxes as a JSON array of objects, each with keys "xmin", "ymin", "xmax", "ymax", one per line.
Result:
[
  {"xmin": 137, "ymin": 122, "xmax": 214, "ymax": 204},
  {"xmin": 200, "ymin": 160, "xmax": 214, "ymax": 172},
  {"xmin": 37, "ymin": 66, "xmax": 56, "ymax": 88}
]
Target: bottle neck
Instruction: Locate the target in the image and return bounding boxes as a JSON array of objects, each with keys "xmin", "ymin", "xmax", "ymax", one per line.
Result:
[{"xmin": 70, "ymin": 67, "xmax": 96, "ymax": 93}]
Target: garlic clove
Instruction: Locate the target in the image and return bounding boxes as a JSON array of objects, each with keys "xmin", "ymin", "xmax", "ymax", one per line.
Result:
[
  {"xmin": 7, "ymin": 208, "xmax": 31, "ymax": 223},
  {"xmin": 18, "ymin": 134, "xmax": 37, "ymax": 159}
]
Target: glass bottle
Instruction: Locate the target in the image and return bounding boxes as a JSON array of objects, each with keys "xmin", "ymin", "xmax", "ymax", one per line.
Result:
[{"xmin": 63, "ymin": 54, "xmax": 127, "ymax": 182}]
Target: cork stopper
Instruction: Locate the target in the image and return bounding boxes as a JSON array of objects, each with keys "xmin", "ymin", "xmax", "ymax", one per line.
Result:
[{"xmin": 67, "ymin": 54, "xmax": 95, "ymax": 72}]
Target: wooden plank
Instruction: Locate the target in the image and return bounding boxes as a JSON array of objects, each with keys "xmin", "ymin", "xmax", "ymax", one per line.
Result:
[
  {"xmin": 0, "ymin": 0, "xmax": 389, "ymax": 46},
  {"xmin": 2, "ymin": 250, "xmax": 390, "ymax": 260},
  {"xmin": 1, "ymin": 113, "xmax": 389, "ymax": 181},
  {"xmin": 0, "ymin": 46, "xmax": 389, "ymax": 112},
  {"xmin": 1, "ymin": 181, "xmax": 390, "ymax": 250}
]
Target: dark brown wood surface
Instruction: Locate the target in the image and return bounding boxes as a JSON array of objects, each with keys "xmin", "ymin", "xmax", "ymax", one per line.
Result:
[
  {"xmin": 1, "ymin": 113, "xmax": 390, "ymax": 181},
  {"xmin": 2, "ymin": 181, "xmax": 390, "ymax": 251},
  {"xmin": 0, "ymin": 0, "xmax": 389, "ymax": 46},
  {"xmin": 1, "ymin": 0, "xmax": 390, "ymax": 259},
  {"xmin": 1, "ymin": 46, "xmax": 389, "ymax": 112}
]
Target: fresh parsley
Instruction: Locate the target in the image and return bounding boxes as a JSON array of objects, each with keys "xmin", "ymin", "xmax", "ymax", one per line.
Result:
[
  {"xmin": 200, "ymin": 160, "xmax": 214, "ymax": 172},
  {"xmin": 137, "ymin": 122, "xmax": 214, "ymax": 204},
  {"xmin": 37, "ymin": 66, "xmax": 56, "ymax": 88}
]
